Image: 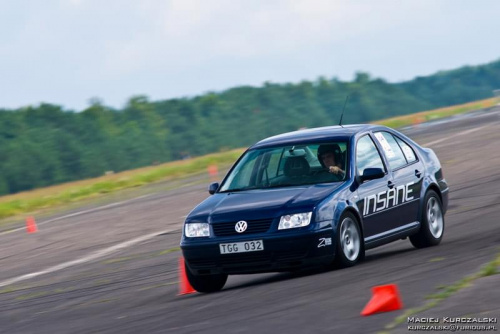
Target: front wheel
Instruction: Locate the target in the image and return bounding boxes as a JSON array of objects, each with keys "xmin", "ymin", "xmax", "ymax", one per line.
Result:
[
  {"xmin": 410, "ymin": 190, "xmax": 445, "ymax": 248},
  {"xmin": 185, "ymin": 262, "xmax": 228, "ymax": 293},
  {"xmin": 334, "ymin": 212, "xmax": 364, "ymax": 268}
]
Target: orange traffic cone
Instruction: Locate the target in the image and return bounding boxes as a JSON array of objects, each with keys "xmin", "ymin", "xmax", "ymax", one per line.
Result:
[
  {"xmin": 26, "ymin": 216, "xmax": 38, "ymax": 234},
  {"xmin": 361, "ymin": 284, "xmax": 403, "ymax": 316},
  {"xmin": 207, "ymin": 164, "xmax": 218, "ymax": 181},
  {"xmin": 178, "ymin": 257, "xmax": 196, "ymax": 295}
]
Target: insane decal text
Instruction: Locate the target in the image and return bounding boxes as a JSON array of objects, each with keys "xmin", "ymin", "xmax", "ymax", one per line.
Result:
[{"xmin": 362, "ymin": 182, "xmax": 415, "ymax": 216}]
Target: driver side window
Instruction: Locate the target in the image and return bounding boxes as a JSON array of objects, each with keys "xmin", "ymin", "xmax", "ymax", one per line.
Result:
[{"xmin": 356, "ymin": 135, "xmax": 386, "ymax": 175}]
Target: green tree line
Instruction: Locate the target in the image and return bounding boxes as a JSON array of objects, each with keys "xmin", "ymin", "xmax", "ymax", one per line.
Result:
[{"xmin": 1, "ymin": 59, "xmax": 499, "ymax": 195}]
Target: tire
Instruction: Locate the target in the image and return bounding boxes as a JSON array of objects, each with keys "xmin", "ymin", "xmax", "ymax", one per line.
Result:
[
  {"xmin": 185, "ymin": 262, "xmax": 228, "ymax": 293},
  {"xmin": 334, "ymin": 212, "xmax": 364, "ymax": 268},
  {"xmin": 410, "ymin": 190, "xmax": 445, "ymax": 248}
]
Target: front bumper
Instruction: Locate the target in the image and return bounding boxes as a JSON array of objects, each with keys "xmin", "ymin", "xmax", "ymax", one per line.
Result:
[{"xmin": 181, "ymin": 227, "xmax": 334, "ymax": 275}]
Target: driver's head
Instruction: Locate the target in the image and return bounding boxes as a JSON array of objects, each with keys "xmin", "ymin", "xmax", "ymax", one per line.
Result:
[{"xmin": 317, "ymin": 144, "xmax": 341, "ymax": 168}]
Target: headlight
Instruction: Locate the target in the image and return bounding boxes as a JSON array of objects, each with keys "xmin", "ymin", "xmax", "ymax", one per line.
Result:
[
  {"xmin": 185, "ymin": 223, "xmax": 210, "ymax": 237},
  {"xmin": 278, "ymin": 212, "xmax": 312, "ymax": 230}
]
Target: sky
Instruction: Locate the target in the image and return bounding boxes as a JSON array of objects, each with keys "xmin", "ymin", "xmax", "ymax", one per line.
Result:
[{"xmin": 1, "ymin": 0, "xmax": 499, "ymax": 111}]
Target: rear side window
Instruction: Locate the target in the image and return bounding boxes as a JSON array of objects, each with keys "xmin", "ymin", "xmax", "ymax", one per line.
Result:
[
  {"xmin": 356, "ymin": 135, "xmax": 386, "ymax": 175},
  {"xmin": 374, "ymin": 132, "xmax": 407, "ymax": 169},
  {"xmin": 395, "ymin": 137, "xmax": 417, "ymax": 163}
]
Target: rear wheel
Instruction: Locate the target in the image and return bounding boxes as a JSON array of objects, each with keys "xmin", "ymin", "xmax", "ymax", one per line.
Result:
[
  {"xmin": 335, "ymin": 212, "xmax": 364, "ymax": 267},
  {"xmin": 185, "ymin": 263, "xmax": 228, "ymax": 293},
  {"xmin": 410, "ymin": 190, "xmax": 444, "ymax": 248}
]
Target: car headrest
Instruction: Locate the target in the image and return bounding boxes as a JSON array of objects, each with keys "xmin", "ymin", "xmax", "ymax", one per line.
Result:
[{"xmin": 284, "ymin": 156, "xmax": 310, "ymax": 178}]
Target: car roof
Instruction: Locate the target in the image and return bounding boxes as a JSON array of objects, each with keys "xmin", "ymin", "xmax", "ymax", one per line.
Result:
[{"xmin": 251, "ymin": 124, "xmax": 382, "ymax": 149}]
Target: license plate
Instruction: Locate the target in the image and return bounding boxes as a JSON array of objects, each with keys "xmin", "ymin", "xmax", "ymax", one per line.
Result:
[{"xmin": 219, "ymin": 240, "xmax": 264, "ymax": 254}]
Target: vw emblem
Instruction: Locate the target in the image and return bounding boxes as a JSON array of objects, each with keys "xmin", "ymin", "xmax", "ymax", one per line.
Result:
[{"xmin": 235, "ymin": 221, "xmax": 248, "ymax": 233}]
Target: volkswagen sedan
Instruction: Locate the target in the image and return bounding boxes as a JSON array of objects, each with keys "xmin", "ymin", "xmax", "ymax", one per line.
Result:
[{"xmin": 180, "ymin": 124, "xmax": 449, "ymax": 292}]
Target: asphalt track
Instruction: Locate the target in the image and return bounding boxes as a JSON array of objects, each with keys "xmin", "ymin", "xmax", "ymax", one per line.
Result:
[{"xmin": 0, "ymin": 107, "xmax": 499, "ymax": 333}]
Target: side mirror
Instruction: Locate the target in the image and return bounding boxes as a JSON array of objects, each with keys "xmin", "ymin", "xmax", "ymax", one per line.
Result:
[
  {"xmin": 208, "ymin": 182, "xmax": 219, "ymax": 195},
  {"xmin": 360, "ymin": 168, "xmax": 385, "ymax": 183}
]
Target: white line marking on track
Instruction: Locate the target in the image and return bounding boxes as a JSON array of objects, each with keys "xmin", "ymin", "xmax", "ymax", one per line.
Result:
[
  {"xmin": 0, "ymin": 194, "xmax": 154, "ymax": 236},
  {"xmin": 0, "ymin": 228, "xmax": 174, "ymax": 288},
  {"xmin": 422, "ymin": 124, "xmax": 492, "ymax": 147}
]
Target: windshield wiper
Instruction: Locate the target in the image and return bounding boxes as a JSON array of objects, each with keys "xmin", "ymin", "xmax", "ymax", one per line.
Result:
[
  {"xmin": 219, "ymin": 187, "xmax": 257, "ymax": 193},
  {"xmin": 265, "ymin": 183, "xmax": 301, "ymax": 188}
]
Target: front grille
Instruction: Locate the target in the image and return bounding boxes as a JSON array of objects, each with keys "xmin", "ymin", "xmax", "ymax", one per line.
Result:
[
  {"xmin": 212, "ymin": 219, "xmax": 273, "ymax": 236},
  {"xmin": 188, "ymin": 249, "xmax": 310, "ymax": 273},
  {"xmin": 219, "ymin": 252, "xmax": 271, "ymax": 266},
  {"xmin": 188, "ymin": 258, "xmax": 217, "ymax": 268},
  {"xmin": 219, "ymin": 250, "xmax": 307, "ymax": 266}
]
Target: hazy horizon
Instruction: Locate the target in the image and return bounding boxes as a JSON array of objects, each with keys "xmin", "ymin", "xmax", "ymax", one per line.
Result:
[{"xmin": 1, "ymin": 0, "xmax": 499, "ymax": 111}]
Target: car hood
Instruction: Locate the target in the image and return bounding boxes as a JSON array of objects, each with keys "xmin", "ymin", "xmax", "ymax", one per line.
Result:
[{"xmin": 187, "ymin": 183, "xmax": 344, "ymax": 223}]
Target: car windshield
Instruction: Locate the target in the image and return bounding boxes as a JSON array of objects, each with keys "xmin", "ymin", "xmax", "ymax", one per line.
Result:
[{"xmin": 219, "ymin": 142, "xmax": 349, "ymax": 192}]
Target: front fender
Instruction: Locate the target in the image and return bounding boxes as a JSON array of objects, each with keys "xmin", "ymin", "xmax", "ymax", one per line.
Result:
[{"xmin": 315, "ymin": 192, "xmax": 364, "ymax": 239}]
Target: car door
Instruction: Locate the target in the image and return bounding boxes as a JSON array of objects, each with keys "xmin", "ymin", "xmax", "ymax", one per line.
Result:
[
  {"xmin": 355, "ymin": 134, "xmax": 395, "ymax": 238},
  {"xmin": 373, "ymin": 131, "xmax": 423, "ymax": 226}
]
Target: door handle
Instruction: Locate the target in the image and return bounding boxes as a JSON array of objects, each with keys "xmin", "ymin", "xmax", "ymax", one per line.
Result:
[
  {"xmin": 387, "ymin": 181, "xmax": 395, "ymax": 189},
  {"xmin": 415, "ymin": 169, "xmax": 422, "ymax": 178}
]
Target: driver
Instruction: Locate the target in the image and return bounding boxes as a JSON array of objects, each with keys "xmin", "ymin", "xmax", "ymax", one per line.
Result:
[{"xmin": 317, "ymin": 144, "xmax": 345, "ymax": 178}]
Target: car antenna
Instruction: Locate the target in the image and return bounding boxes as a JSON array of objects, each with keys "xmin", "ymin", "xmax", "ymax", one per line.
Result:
[{"xmin": 338, "ymin": 95, "xmax": 349, "ymax": 128}]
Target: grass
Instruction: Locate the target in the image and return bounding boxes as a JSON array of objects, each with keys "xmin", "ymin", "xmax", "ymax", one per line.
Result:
[
  {"xmin": 373, "ymin": 97, "xmax": 498, "ymax": 129},
  {"xmin": 0, "ymin": 285, "xmax": 28, "ymax": 294},
  {"xmin": 0, "ymin": 97, "xmax": 498, "ymax": 221},
  {"xmin": 0, "ymin": 149, "xmax": 243, "ymax": 221},
  {"xmin": 101, "ymin": 247, "xmax": 180, "ymax": 265},
  {"xmin": 15, "ymin": 291, "xmax": 50, "ymax": 301},
  {"xmin": 382, "ymin": 252, "xmax": 500, "ymax": 332},
  {"xmin": 137, "ymin": 281, "xmax": 178, "ymax": 292},
  {"xmin": 157, "ymin": 247, "xmax": 181, "ymax": 256}
]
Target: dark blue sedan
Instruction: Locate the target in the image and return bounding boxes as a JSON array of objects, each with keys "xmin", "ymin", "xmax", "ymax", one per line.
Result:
[{"xmin": 180, "ymin": 124, "xmax": 449, "ymax": 292}]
